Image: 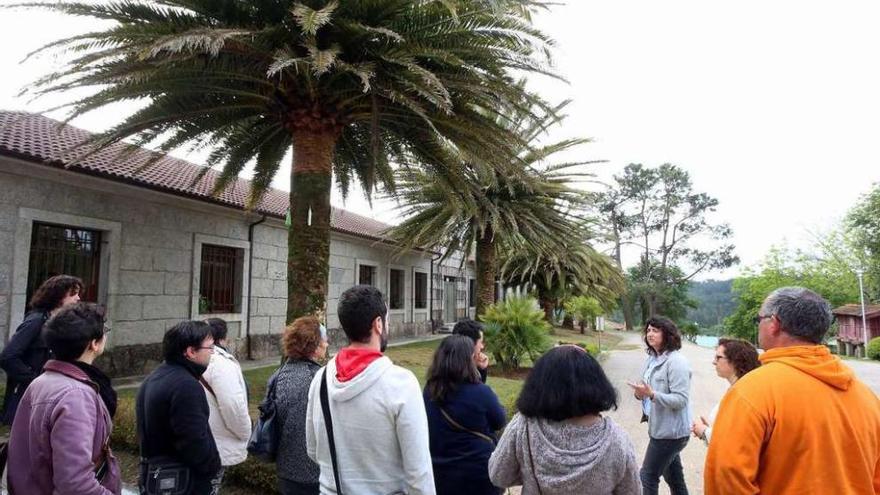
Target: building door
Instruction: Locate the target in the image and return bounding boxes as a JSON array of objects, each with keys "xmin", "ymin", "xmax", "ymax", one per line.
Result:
[
  {"xmin": 444, "ymin": 279, "xmax": 457, "ymax": 323},
  {"xmin": 26, "ymin": 222, "xmax": 102, "ymax": 307}
]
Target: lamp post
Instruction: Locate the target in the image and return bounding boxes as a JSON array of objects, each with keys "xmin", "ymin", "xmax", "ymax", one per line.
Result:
[{"xmin": 856, "ymin": 269, "xmax": 869, "ymax": 358}]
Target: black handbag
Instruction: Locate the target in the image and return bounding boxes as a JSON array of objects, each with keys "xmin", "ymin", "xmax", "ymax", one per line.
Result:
[
  {"xmin": 247, "ymin": 368, "xmax": 281, "ymax": 461},
  {"xmin": 139, "ymin": 456, "xmax": 191, "ymax": 495}
]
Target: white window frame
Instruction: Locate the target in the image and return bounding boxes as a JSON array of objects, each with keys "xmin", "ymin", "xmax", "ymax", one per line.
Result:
[
  {"xmin": 387, "ymin": 265, "xmax": 408, "ymax": 316},
  {"xmin": 191, "ymin": 234, "xmax": 250, "ymax": 324},
  {"xmin": 9, "ymin": 208, "xmax": 121, "ymax": 339}
]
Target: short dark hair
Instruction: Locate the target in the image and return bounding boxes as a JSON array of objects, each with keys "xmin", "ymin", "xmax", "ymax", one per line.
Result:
[
  {"xmin": 718, "ymin": 338, "xmax": 761, "ymax": 378},
  {"xmin": 762, "ymin": 287, "xmax": 833, "ymax": 343},
  {"xmin": 43, "ymin": 302, "xmax": 106, "ymax": 361},
  {"xmin": 452, "ymin": 319, "xmax": 483, "ymax": 345},
  {"xmin": 643, "ymin": 316, "xmax": 682, "ymax": 355},
  {"xmin": 425, "ymin": 336, "xmax": 481, "ymax": 403},
  {"xmin": 337, "ymin": 285, "xmax": 386, "ymax": 344},
  {"xmin": 517, "ymin": 345, "xmax": 618, "ymax": 420},
  {"xmin": 29, "ymin": 275, "xmax": 84, "ymax": 312},
  {"xmin": 163, "ymin": 320, "xmax": 212, "ymax": 361},
  {"xmin": 205, "ymin": 318, "xmax": 228, "ymax": 342}
]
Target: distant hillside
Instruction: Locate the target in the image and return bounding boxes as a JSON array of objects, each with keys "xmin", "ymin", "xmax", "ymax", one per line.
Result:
[{"xmin": 687, "ymin": 279, "xmax": 736, "ymax": 329}]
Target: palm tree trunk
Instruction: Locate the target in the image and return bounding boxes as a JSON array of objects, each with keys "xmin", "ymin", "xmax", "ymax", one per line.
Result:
[
  {"xmin": 286, "ymin": 130, "xmax": 336, "ymax": 323},
  {"xmin": 475, "ymin": 225, "xmax": 497, "ymax": 318},
  {"xmin": 541, "ymin": 297, "xmax": 554, "ymax": 323}
]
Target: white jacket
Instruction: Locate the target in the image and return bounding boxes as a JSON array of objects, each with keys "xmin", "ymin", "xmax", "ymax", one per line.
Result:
[
  {"xmin": 305, "ymin": 355, "xmax": 435, "ymax": 495},
  {"xmin": 202, "ymin": 345, "xmax": 252, "ymax": 466}
]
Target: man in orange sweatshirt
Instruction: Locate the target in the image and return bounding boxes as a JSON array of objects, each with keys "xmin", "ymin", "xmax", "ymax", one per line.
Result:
[{"xmin": 705, "ymin": 287, "xmax": 880, "ymax": 495}]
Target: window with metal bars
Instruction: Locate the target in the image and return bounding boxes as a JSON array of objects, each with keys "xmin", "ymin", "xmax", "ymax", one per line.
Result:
[
  {"xmin": 468, "ymin": 279, "xmax": 476, "ymax": 308},
  {"xmin": 414, "ymin": 272, "xmax": 428, "ymax": 309},
  {"xmin": 389, "ymin": 269, "xmax": 405, "ymax": 310},
  {"xmin": 359, "ymin": 264, "xmax": 376, "ymax": 286},
  {"xmin": 27, "ymin": 223, "xmax": 102, "ymax": 307},
  {"xmin": 199, "ymin": 244, "xmax": 244, "ymax": 314}
]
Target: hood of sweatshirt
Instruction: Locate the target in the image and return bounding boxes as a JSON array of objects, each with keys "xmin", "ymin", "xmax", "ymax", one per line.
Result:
[
  {"xmin": 759, "ymin": 345, "xmax": 853, "ymax": 391},
  {"xmin": 327, "ymin": 353, "xmax": 393, "ymax": 402},
  {"xmin": 527, "ymin": 415, "xmax": 619, "ymax": 482}
]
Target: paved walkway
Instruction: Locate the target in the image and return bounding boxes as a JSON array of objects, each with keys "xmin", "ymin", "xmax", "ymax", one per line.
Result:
[{"xmin": 601, "ymin": 331, "xmax": 721, "ymax": 495}]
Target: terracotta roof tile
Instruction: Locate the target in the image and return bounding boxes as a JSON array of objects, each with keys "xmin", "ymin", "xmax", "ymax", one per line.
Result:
[
  {"xmin": 0, "ymin": 111, "xmax": 393, "ymax": 241},
  {"xmin": 832, "ymin": 304, "xmax": 880, "ymax": 318}
]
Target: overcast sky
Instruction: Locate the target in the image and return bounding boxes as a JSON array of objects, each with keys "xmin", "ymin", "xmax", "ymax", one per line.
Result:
[{"xmin": 1, "ymin": 1, "xmax": 878, "ymax": 280}]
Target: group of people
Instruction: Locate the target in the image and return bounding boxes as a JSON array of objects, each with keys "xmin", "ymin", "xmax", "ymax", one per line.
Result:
[{"xmin": 2, "ymin": 276, "xmax": 880, "ymax": 495}]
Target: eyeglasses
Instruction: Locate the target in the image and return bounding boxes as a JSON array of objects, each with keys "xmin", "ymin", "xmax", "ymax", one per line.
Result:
[
  {"xmin": 752, "ymin": 314, "xmax": 773, "ymax": 325},
  {"xmin": 195, "ymin": 346, "xmax": 215, "ymax": 352},
  {"xmin": 713, "ymin": 355, "xmax": 727, "ymax": 363}
]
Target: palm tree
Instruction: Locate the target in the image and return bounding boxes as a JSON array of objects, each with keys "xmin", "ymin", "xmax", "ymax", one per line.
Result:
[
  {"xmin": 386, "ymin": 101, "xmax": 595, "ymax": 317},
  {"xmin": 500, "ymin": 232, "xmax": 625, "ymax": 323},
  {"xmin": 15, "ymin": 0, "xmax": 557, "ymax": 322}
]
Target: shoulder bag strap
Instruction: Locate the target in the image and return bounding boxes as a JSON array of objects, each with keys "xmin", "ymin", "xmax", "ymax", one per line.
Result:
[
  {"xmin": 524, "ymin": 418, "xmax": 543, "ymax": 495},
  {"xmin": 320, "ymin": 368, "xmax": 343, "ymax": 495},
  {"xmin": 439, "ymin": 407, "xmax": 495, "ymax": 445},
  {"xmin": 198, "ymin": 376, "xmax": 217, "ymax": 399}
]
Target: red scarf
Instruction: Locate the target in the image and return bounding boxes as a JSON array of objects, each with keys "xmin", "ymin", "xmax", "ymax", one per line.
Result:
[{"xmin": 335, "ymin": 347, "xmax": 383, "ymax": 382}]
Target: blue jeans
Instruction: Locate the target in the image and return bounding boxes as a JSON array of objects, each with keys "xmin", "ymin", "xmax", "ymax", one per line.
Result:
[{"xmin": 640, "ymin": 436, "xmax": 689, "ymax": 495}]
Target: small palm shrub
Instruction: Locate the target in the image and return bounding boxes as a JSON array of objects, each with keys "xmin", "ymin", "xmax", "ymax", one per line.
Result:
[
  {"xmin": 867, "ymin": 337, "xmax": 880, "ymax": 360},
  {"xmin": 563, "ymin": 296, "xmax": 602, "ymax": 334},
  {"xmin": 481, "ymin": 296, "xmax": 552, "ymax": 369}
]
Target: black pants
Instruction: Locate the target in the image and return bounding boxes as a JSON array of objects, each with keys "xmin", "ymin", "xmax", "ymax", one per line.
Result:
[
  {"xmin": 640, "ymin": 436, "xmax": 689, "ymax": 495},
  {"xmin": 279, "ymin": 478, "xmax": 320, "ymax": 495}
]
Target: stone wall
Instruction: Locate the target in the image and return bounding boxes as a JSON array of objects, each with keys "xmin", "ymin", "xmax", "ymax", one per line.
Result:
[{"xmin": 0, "ymin": 158, "xmax": 476, "ymax": 377}]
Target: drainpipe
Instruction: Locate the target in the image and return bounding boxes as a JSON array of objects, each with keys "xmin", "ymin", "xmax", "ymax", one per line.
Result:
[
  {"xmin": 428, "ymin": 251, "xmax": 443, "ymax": 333},
  {"xmin": 246, "ymin": 215, "xmax": 268, "ymax": 360}
]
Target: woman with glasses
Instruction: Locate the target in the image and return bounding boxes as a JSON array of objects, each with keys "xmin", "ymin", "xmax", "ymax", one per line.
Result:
[
  {"xmin": 691, "ymin": 338, "xmax": 760, "ymax": 444},
  {"xmin": 626, "ymin": 316, "xmax": 692, "ymax": 495}
]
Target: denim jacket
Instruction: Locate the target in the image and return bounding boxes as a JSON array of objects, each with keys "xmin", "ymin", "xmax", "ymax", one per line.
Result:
[{"xmin": 640, "ymin": 350, "xmax": 692, "ymax": 439}]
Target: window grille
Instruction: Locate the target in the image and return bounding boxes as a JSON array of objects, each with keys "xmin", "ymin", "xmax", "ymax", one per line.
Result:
[
  {"xmin": 27, "ymin": 222, "xmax": 101, "ymax": 306},
  {"xmin": 200, "ymin": 244, "xmax": 243, "ymax": 314}
]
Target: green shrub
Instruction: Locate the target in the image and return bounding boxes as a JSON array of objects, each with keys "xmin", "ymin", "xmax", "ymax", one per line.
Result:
[
  {"xmin": 111, "ymin": 397, "xmax": 138, "ymax": 452},
  {"xmin": 481, "ymin": 296, "xmax": 552, "ymax": 369},
  {"xmin": 867, "ymin": 337, "xmax": 880, "ymax": 360},
  {"xmin": 557, "ymin": 341, "xmax": 600, "ymax": 356},
  {"xmin": 225, "ymin": 458, "xmax": 280, "ymax": 494},
  {"xmin": 563, "ymin": 296, "xmax": 602, "ymax": 334}
]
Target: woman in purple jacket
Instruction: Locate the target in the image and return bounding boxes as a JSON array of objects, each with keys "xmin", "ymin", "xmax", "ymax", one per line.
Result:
[{"xmin": 7, "ymin": 302, "xmax": 120, "ymax": 495}]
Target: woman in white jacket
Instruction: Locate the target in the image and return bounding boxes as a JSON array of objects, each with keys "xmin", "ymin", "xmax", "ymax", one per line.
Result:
[{"xmin": 202, "ymin": 318, "xmax": 252, "ymax": 480}]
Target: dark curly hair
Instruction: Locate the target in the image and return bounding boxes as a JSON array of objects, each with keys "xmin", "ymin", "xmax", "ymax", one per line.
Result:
[
  {"xmin": 718, "ymin": 338, "xmax": 761, "ymax": 378},
  {"xmin": 29, "ymin": 275, "xmax": 83, "ymax": 312},
  {"xmin": 283, "ymin": 316, "xmax": 323, "ymax": 360},
  {"xmin": 643, "ymin": 316, "xmax": 682, "ymax": 355}
]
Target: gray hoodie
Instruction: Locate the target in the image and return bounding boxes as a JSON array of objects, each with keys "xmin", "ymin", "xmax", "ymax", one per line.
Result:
[{"xmin": 488, "ymin": 413, "xmax": 640, "ymax": 495}]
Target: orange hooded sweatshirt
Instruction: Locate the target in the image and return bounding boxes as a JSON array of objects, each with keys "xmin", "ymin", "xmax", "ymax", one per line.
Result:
[{"xmin": 704, "ymin": 345, "xmax": 880, "ymax": 495}]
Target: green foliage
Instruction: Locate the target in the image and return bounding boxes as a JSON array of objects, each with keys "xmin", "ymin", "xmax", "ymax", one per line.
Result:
[
  {"xmin": 867, "ymin": 337, "xmax": 880, "ymax": 360},
  {"xmin": 563, "ymin": 296, "xmax": 603, "ymax": 333},
  {"xmin": 686, "ymin": 279, "xmax": 736, "ymax": 327},
  {"xmin": 600, "ymin": 163, "xmax": 738, "ymax": 327},
  {"xmin": 109, "ymin": 397, "xmax": 138, "ymax": 452},
  {"xmin": 481, "ymin": 296, "xmax": 552, "ymax": 369},
  {"xmin": 725, "ymin": 239, "xmax": 862, "ymax": 342},
  {"xmin": 846, "ymin": 183, "xmax": 880, "ymax": 302},
  {"xmin": 679, "ymin": 321, "xmax": 699, "ymax": 343},
  {"xmin": 15, "ymin": 0, "xmax": 560, "ymax": 320},
  {"xmin": 556, "ymin": 341, "xmax": 599, "ymax": 355}
]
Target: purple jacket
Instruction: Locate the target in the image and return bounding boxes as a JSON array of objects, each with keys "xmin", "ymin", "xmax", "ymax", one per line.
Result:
[{"xmin": 7, "ymin": 360, "xmax": 121, "ymax": 495}]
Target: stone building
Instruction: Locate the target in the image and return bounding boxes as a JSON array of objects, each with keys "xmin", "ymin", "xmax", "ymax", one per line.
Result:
[{"xmin": 0, "ymin": 111, "xmax": 479, "ymax": 376}]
